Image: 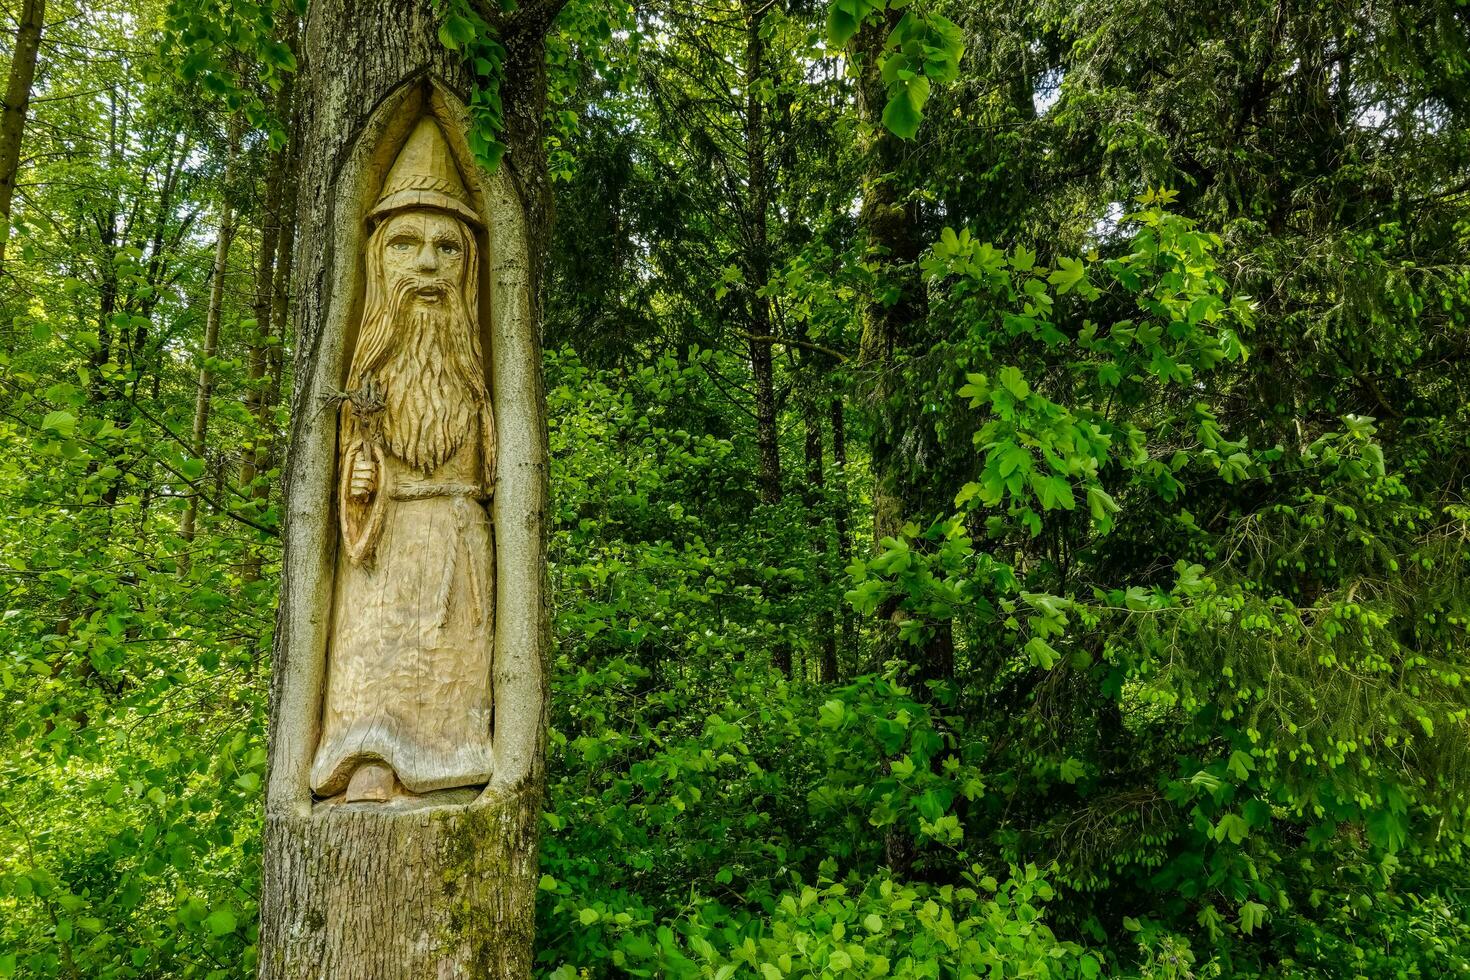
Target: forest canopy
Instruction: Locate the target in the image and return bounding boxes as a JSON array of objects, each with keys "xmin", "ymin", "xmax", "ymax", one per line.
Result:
[{"xmin": 1, "ymin": 0, "xmax": 1469, "ymax": 976}]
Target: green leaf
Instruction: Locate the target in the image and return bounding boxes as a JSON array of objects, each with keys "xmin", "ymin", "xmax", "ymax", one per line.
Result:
[
  {"xmin": 903, "ymin": 74, "xmax": 931, "ymax": 113},
  {"xmin": 445, "ymin": 13, "xmax": 477, "ymax": 47},
  {"xmin": 882, "ymin": 89, "xmax": 922, "ymax": 139},
  {"xmin": 1087, "ymin": 487, "xmax": 1120, "ymax": 529},
  {"xmin": 204, "ymin": 908, "xmax": 237, "ymax": 936},
  {"xmin": 41, "ymin": 410, "xmax": 76, "ymax": 437},
  {"xmin": 1366, "ymin": 807, "xmax": 1408, "ymax": 853},
  {"xmin": 1214, "ymin": 813, "xmax": 1250, "ymax": 844},
  {"xmin": 999, "ymin": 444, "xmax": 1031, "ymax": 478},
  {"xmin": 1363, "ymin": 443, "xmax": 1386, "ymax": 476},
  {"xmin": 1033, "ymin": 474, "xmax": 1076, "ymax": 512},
  {"xmin": 819, "ymin": 699, "xmax": 846, "ymax": 728},
  {"xmin": 826, "ymin": 0, "xmax": 861, "ymax": 47},
  {"xmin": 1047, "ymin": 256, "xmax": 1087, "ymax": 295},
  {"xmin": 998, "ymin": 366, "xmax": 1030, "ymax": 400},
  {"xmin": 1239, "ymin": 901, "xmax": 1268, "ymax": 935},
  {"xmin": 1025, "ymin": 636, "xmax": 1059, "ymax": 669},
  {"xmin": 957, "ymin": 372, "xmax": 990, "ymax": 403}
]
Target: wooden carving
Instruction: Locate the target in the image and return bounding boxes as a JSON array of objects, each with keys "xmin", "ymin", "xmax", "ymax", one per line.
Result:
[{"xmin": 310, "ymin": 117, "xmax": 498, "ymax": 803}]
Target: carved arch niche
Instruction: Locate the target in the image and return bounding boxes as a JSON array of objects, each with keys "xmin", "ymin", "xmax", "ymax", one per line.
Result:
[{"xmin": 266, "ymin": 79, "xmax": 546, "ymax": 817}]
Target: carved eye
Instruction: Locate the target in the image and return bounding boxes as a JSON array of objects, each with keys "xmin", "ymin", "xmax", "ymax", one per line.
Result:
[
  {"xmin": 389, "ymin": 240, "xmax": 414, "ymax": 253},
  {"xmin": 437, "ymin": 241, "xmax": 461, "ymax": 256}
]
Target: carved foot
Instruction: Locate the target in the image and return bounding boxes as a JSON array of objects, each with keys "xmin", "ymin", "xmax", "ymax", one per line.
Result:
[{"xmin": 344, "ymin": 762, "xmax": 397, "ymax": 803}]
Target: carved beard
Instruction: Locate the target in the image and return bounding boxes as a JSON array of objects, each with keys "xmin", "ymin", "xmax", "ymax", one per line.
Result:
[{"xmin": 369, "ymin": 275, "xmax": 483, "ymax": 476}]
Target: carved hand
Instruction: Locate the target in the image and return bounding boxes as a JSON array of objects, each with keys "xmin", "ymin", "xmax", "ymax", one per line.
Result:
[{"xmin": 350, "ymin": 453, "xmax": 377, "ymax": 500}]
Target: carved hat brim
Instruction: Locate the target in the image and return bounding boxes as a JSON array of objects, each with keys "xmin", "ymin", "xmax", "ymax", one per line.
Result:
[{"xmin": 368, "ymin": 190, "xmax": 484, "ymax": 229}]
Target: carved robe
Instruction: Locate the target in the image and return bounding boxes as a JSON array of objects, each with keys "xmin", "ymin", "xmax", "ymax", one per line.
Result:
[{"xmin": 311, "ymin": 434, "xmax": 495, "ymax": 796}]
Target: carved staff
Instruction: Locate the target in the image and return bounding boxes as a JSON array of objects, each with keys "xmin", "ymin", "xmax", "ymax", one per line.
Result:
[{"xmin": 339, "ymin": 379, "xmax": 389, "ymax": 565}]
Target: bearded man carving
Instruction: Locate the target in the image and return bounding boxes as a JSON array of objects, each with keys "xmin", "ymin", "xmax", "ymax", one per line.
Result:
[{"xmin": 310, "ymin": 118, "xmax": 496, "ymax": 804}]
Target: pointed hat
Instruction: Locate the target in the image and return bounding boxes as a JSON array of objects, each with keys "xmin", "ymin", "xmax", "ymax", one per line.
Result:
[{"xmin": 369, "ymin": 117, "xmax": 482, "ymax": 228}]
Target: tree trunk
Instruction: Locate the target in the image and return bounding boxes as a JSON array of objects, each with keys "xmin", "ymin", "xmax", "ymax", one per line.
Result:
[
  {"xmin": 259, "ymin": 179, "xmax": 295, "ymax": 482},
  {"xmin": 829, "ymin": 397, "xmax": 854, "ymax": 674},
  {"xmin": 240, "ymin": 156, "xmax": 284, "ymax": 494},
  {"xmin": 854, "ymin": 10, "xmax": 920, "ymax": 548},
  {"xmin": 258, "ymin": 94, "xmax": 303, "ymax": 501},
  {"xmin": 743, "ymin": 2, "xmax": 780, "ymax": 507},
  {"xmin": 801, "ymin": 390, "xmax": 837, "ymax": 683},
  {"xmin": 181, "ymin": 117, "xmax": 241, "ymax": 548},
  {"xmin": 0, "ymin": 0, "xmax": 44, "ymax": 268},
  {"xmin": 258, "ymin": 3, "xmax": 557, "ymax": 977},
  {"xmin": 741, "ymin": 0, "xmax": 790, "ymax": 678},
  {"xmin": 242, "ymin": 20, "xmax": 300, "ymax": 502},
  {"xmin": 852, "ymin": 11, "xmax": 954, "ymax": 876},
  {"xmin": 852, "ymin": 11, "xmax": 953, "ymax": 684},
  {"xmin": 241, "ymin": 37, "xmax": 298, "ymax": 604}
]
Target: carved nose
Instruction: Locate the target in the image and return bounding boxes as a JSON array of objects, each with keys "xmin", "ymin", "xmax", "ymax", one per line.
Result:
[{"xmin": 414, "ymin": 245, "xmax": 439, "ymax": 272}]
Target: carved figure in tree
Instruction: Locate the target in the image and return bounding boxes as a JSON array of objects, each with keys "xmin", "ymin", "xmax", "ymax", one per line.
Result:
[{"xmin": 310, "ymin": 117, "xmax": 497, "ymax": 804}]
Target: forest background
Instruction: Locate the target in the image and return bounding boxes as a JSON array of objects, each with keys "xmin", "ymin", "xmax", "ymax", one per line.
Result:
[{"xmin": 0, "ymin": 0, "xmax": 1468, "ymax": 977}]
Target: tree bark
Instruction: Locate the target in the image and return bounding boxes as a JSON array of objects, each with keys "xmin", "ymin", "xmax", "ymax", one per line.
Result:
[
  {"xmin": 258, "ymin": 2, "xmax": 556, "ymax": 977},
  {"xmin": 0, "ymin": 0, "xmax": 45, "ymax": 269}
]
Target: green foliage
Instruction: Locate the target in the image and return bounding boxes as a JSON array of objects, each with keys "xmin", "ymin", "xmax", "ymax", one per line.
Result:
[
  {"xmin": 827, "ymin": 1, "xmax": 965, "ymax": 139},
  {"xmin": 432, "ymin": 0, "xmax": 515, "ymax": 169},
  {"xmin": 4, "ymin": 0, "xmax": 1470, "ymax": 977},
  {"xmin": 162, "ymin": 0, "xmax": 301, "ymax": 144}
]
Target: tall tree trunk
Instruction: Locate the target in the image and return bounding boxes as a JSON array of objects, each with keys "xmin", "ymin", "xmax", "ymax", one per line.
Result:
[
  {"xmin": 741, "ymin": 0, "xmax": 790, "ymax": 677},
  {"xmin": 743, "ymin": 0, "xmax": 780, "ymax": 507},
  {"xmin": 258, "ymin": 81, "xmax": 304, "ymax": 504},
  {"xmin": 240, "ymin": 166, "xmax": 283, "ymax": 494},
  {"xmin": 259, "ymin": 175, "xmax": 296, "ymax": 482},
  {"xmin": 241, "ymin": 42, "xmax": 298, "ymax": 602},
  {"xmin": 90, "ymin": 93, "xmax": 121, "ymax": 398},
  {"xmin": 180, "ymin": 118, "xmax": 242, "ymax": 549},
  {"xmin": 802, "ymin": 389, "xmax": 837, "ymax": 683},
  {"xmin": 0, "ymin": 0, "xmax": 45, "ymax": 269},
  {"xmin": 258, "ymin": 3, "xmax": 559, "ymax": 977},
  {"xmin": 853, "ymin": 11, "xmax": 953, "ymax": 685},
  {"xmin": 241, "ymin": 18, "xmax": 299, "ymax": 509},
  {"xmin": 830, "ymin": 396, "xmax": 854, "ymax": 674},
  {"xmin": 853, "ymin": 10, "xmax": 954, "ymax": 876}
]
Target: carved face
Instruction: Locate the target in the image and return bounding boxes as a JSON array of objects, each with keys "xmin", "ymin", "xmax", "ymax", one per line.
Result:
[{"xmin": 379, "ymin": 210, "xmax": 468, "ymax": 306}]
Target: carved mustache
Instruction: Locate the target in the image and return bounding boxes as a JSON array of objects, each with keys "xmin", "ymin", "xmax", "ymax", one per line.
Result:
[{"xmin": 390, "ymin": 275, "xmax": 457, "ymax": 299}]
